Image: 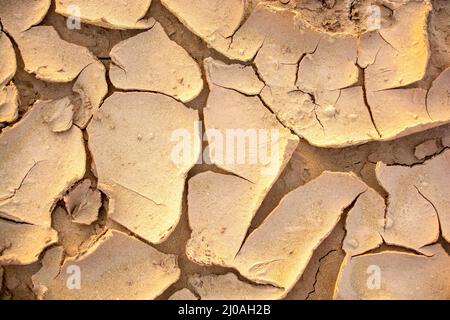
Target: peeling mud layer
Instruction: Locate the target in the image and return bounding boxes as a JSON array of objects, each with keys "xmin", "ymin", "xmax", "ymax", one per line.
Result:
[{"xmin": 0, "ymin": 0, "xmax": 449, "ymax": 301}]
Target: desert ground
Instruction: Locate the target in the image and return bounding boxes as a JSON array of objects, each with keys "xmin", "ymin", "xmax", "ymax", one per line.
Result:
[{"xmin": 0, "ymin": 0, "xmax": 449, "ymax": 300}]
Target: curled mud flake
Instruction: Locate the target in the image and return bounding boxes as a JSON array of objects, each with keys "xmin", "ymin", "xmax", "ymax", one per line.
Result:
[
  {"xmin": 204, "ymin": 86, "xmax": 299, "ymax": 183},
  {"xmin": 32, "ymin": 230, "xmax": 180, "ymax": 299},
  {"xmin": 87, "ymin": 92, "xmax": 200, "ymax": 244},
  {"xmin": 12, "ymin": 66, "xmax": 75, "ymax": 115},
  {"xmin": 362, "ymin": 1, "xmax": 431, "ymax": 91},
  {"xmin": 161, "ymin": 0, "xmax": 244, "ymax": 38},
  {"xmin": 427, "ymin": 68, "xmax": 450, "ymax": 121},
  {"xmin": 55, "ymin": 0, "xmax": 153, "ymax": 30},
  {"xmin": 0, "ymin": 31, "xmax": 17, "ymax": 87},
  {"xmin": 72, "ymin": 61, "xmax": 108, "ymax": 128},
  {"xmin": 63, "ymin": 179, "xmax": 101, "ymax": 226},
  {"xmin": 367, "ymin": 88, "xmax": 435, "ymax": 140},
  {"xmin": 286, "ymin": 218, "xmax": 346, "ymax": 300},
  {"xmin": 42, "ymin": 97, "xmax": 74, "ymax": 133},
  {"xmin": 0, "ymin": 219, "xmax": 57, "ymax": 266},
  {"xmin": 414, "ymin": 139, "xmax": 439, "ymax": 160},
  {"xmin": 0, "ymin": 98, "xmax": 86, "ymax": 226},
  {"xmin": 169, "ymin": 288, "xmax": 198, "ymax": 300},
  {"xmin": 297, "ymin": 34, "xmax": 358, "ymax": 93},
  {"xmin": 161, "ymin": 0, "xmax": 246, "ymax": 56},
  {"xmin": 343, "ymin": 188, "xmax": 385, "ymax": 256},
  {"xmin": 44, "ymin": 10, "xmax": 135, "ymax": 59},
  {"xmin": 204, "ymin": 58, "xmax": 265, "ymax": 96},
  {"xmin": 376, "ymin": 150, "xmax": 450, "ymax": 246},
  {"xmin": 232, "ymin": 171, "xmax": 368, "ymax": 296},
  {"xmin": 335, "ymin": 244, "xmax": 450, "ymax": 300},
  {"xmin": 0, "ymin": 83, "xmax": 19, "ymax": 123},
  {"xmin": 16, "ymin": 26, "xmax": 96, "ymax": 83},
  {"xmin": 186, "ymin": 172, "xmax": 262, "ymax": 266},
  {"xmin": 109, "ymin": 22, "xmax": 203, "ymax": 102},
  {"xmin": 187, "ymin": 83, "xmax": 297, "ymax": 266},
  {"xmin": 0, "ymin": 32, "xmax": 17, "ymax": 123},
  {"xmin": 189, "ymin": 273, "xmax": 284, "ymax": 300},
  {"xmin": 52, "ymin": 207, "xmax": 100, "ymax": 257},
  {"xmin": 0, "ymin": 0, "xmax": 51, "ymax": 38}
]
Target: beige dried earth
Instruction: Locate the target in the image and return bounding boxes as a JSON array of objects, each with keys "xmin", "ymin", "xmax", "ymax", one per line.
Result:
[{"xmin": 0, "ymin": 0, "xmax": 449, "ymax": 300}]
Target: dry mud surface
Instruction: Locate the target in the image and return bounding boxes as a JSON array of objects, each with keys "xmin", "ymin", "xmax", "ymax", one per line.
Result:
[{"xmin": 0, "ymin": 0, "xmax": 449, "ymax": 300}]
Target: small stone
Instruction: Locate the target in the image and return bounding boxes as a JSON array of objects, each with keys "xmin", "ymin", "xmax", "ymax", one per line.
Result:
[
  {"xmin": 324, "ymin": 105, "xmax": 337, "ymax": 118},
  {"xmin": 347, "ymin": 238, "xmax": 359, "ymax": 248},
  {"xmin": 385, "ymin": 217, "xmax": 394, "ymax": 229}
]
